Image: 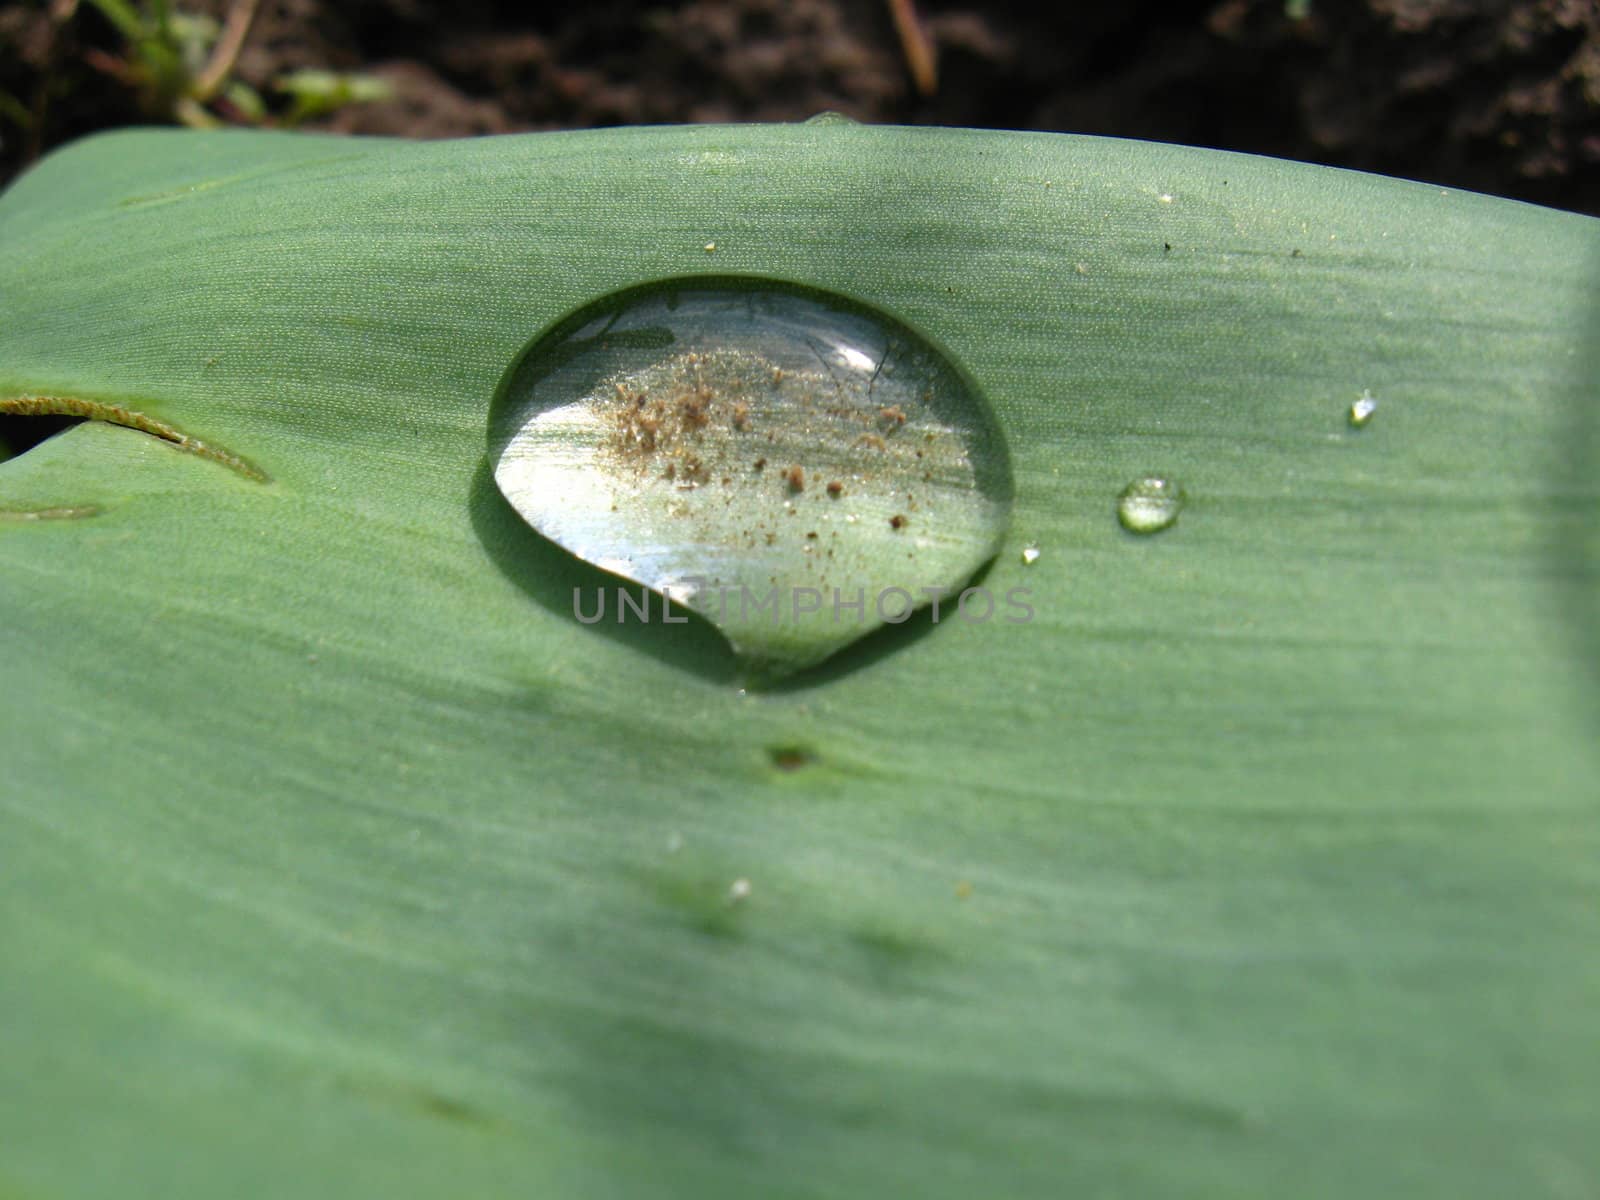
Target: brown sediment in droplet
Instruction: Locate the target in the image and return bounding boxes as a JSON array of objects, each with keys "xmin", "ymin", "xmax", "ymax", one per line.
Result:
[
  {"xmin": 492, "ymin": 278, "xmax": 1017, "ymax": 678},
  {"xmin": 680, "ymin": 389, "xmax": 711, "ymax": 430},
  {"xmin": 604, "ymin": 349, "xmax": 792, "ymax": 482}
]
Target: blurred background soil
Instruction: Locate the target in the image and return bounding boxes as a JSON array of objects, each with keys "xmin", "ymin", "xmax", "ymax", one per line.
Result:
[{"xmin": 1, "ymin": 0, "xmax": 1598, "ymax": 214}]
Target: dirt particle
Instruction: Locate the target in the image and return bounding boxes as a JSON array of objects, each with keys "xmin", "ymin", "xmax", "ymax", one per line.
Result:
[
  {"xmin": 680, "ymin": 394, "xmax": 710, "ymax": 429},
  {"xmin": 753, "ymin": 457, "xmax": 767, "ymax": 471},
  {"xmin": 784, "ymin": 465, "xmax": 805, "ymax": 492},
  {"xmin": 878, "ymin": 405, "xmax": 906, "ymax": 430},
  {"xmin": 768, "ymin": 744, "xmax": 815, "ymax": 771},
  {"xmin": 826, "ymin": 479, "xmax": 844, "ymax": 497},
  {"xmin": 889, "ymin": 513, "xmax": 908, "ymax": 530}
]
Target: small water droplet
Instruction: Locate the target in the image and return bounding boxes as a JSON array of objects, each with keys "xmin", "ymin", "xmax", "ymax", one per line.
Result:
[
  {"xmin": 728, "ymin": 877, "xmax": 753, "ymax": 903},
  {"xmin": 490, "ymin": 277, "xmax": 1012, "ymax": 675},
  {"xmin": 1117, "ymin": 476, "xmax": 1184, "ymax": 534},
  {"xmin": 703, "ymin": 241, "xmax": 717, "ymax": 253},
  {"xmin": 1349, "ymin": 389, "xmax": 1377, "ymax": 427},
  {"xmin": 804, "ymin": 111, "xmax": 859, "ymax": 125},
  {"xmin": 1021, "ymin": 543, "xmax": 1040, "ymax": 565}
]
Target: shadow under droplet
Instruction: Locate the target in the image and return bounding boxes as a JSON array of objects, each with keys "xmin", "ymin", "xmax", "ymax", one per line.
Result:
[
  {"xmin": 468, "ymin": 458, "xmax": 741, "ymax": 685},
  {"xmin": 751, "ymin": 555, "xmax": 999, "ymax": 694}
]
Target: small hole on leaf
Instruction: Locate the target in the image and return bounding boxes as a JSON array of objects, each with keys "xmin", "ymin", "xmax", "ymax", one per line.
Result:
[{"xmin": 0, "ymin": 415, "xmax": 83, "ymax": 462}]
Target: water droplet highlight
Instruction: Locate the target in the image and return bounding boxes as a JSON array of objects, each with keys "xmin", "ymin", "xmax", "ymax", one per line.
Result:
[
  {"xmin": 490, "ymin": 276, "xmax": 1013, "ymax": 675},
  {"xmin": 1349, "ymin": 389, "xmax": 1377, "ymax": 427},
  {"xmin": 1021, "ymin": 543, "xmax": 1041, "ymax": 566},
  {"xmin": 1117, "ymin": 476, "xmax": 1184, "ymax": 534}
]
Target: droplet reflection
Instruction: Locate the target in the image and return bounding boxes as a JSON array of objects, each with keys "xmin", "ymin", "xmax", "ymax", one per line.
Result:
[{"xmin": 1117, "ymin": 476, "xmax": 1184, "ymax": 535}]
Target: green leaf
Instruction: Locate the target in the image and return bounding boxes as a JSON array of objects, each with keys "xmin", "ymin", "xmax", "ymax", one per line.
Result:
[{"xmin": 2, "ymin": 124, "xmax": 1597, "ymax": 1199}]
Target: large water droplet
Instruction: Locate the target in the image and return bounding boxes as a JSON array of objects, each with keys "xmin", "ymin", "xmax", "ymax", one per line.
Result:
[
  {"xmin": 1117, "ymin": 476, "xmax": 1184, "ymax": 534},
  {"xmin": 490, "ymin": 276, "xmax": 1013, "ymax": 675}
]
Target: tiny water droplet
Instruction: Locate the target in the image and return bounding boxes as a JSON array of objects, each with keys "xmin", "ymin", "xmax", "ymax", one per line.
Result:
[
  {"xmin": 1021, "ymin": 543, "xmax": 1041, "ymax": 565},
  {"xmin": 728, "ymin": 877, "xmax": 753, "ymax": 903},
  {"xmin": 1349, "ymin": 389, "xmax": 1377, "ymax": 427},
  {"xmin": 1117, "ymin": 476, "xmax": 1184, "ymax": 534},
  {"xmin": 490, "ymin": 277, "xmax": 1013, "ymax": 675},
  {"xmin": 804, "ymin": 111, "xmax": 859, "ymax": 125},
  {"xmin": 703, "ymin": 242, "xmax": 717, "ymax": 253}
]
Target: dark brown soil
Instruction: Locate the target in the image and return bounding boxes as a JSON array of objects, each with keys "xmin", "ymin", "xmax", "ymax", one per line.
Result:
[{"xmin": 2, "ymin": 0, "xmax": 1598, "ymax": 214}]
